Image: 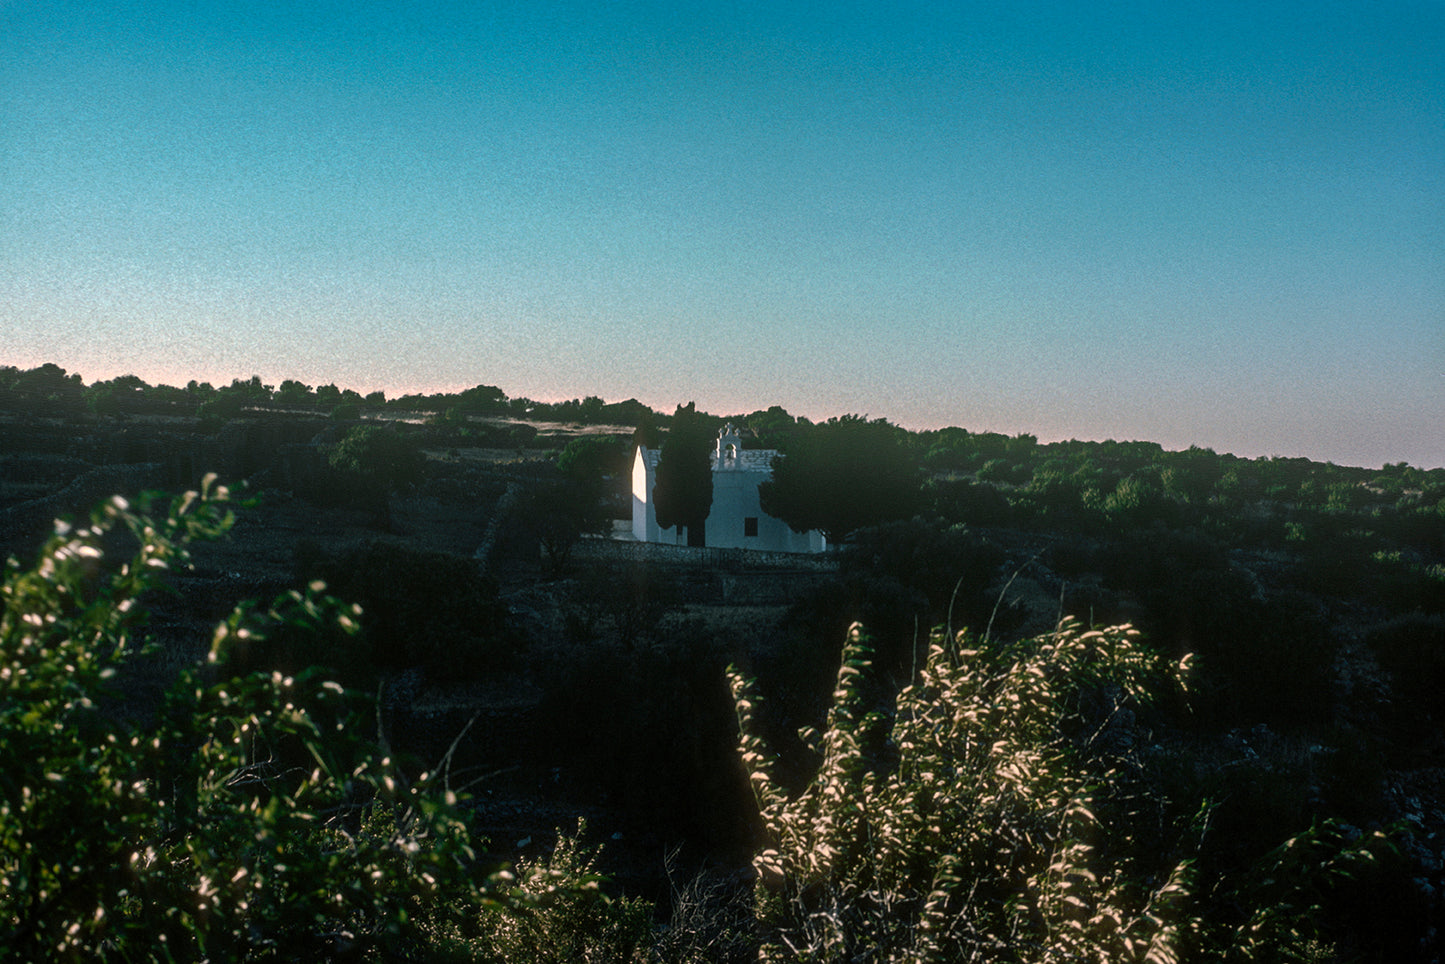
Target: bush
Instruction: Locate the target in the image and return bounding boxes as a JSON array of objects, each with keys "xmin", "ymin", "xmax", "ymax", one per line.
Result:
[
  {"xmin": 196, "ymin": 392, "xmax": 244, "ymax": 430},
  {"xmin": 563, "ymin": 562, "xmax": 679, "ymax": 648},
  {"xmin": 768, "ymin": 573, "xmax": 927, "ymax": 731},
  {"xmin": 294, "ymin": 539, "xmax": 519, "ymax": 681},
  {"xmin": 731, "ymin": 621, "xmax": 1190, "ymax": 961},
  {"xmin": 1186, "ymin": 583, "xmax": 1337, "ymax": 730},
  {"xmin": 729, "ymin": 621, "xmax": 1399, "ymax": 962},
  {"xmin": 926, "ymin": 478, "xmax": 1013, "ymax": 527},
  {"xmin": 326, "ymin": 424, "xmax": 427, "ymax": 526},
  {"xmin": 0, "ymin": 480, "xmax": 523, "ymax": 960},
  {"xmin": 840, "ymin": 519, "xmax": 1004, "ymax": 632},
  {"xmin": 1366, "ymin": 614, "xmax": 1445, "ymax": 761},
  {"xmin": 526, "ymin": 478, "xmax": 612, "ymax": 577},
  {"xmin": 535, "ymin": 621, "xmax": 755, "ymax": 854},
  {"xmin": 435, "ymin": 823, "xmax": 654, "ymax": 964}
]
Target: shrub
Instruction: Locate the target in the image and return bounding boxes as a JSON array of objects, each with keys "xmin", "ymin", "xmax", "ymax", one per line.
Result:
[
  {"xmin": 1365, "ymin": 614, "xmax": 1445, "ymax": 761},
  {"xmin": 768, "ymin": 573, "xmax": 927, "ymax": 731},
  {"xmin": 326, "ymin": 424, "xmax": 427, "ymax": 526},
  {"xmin": 294, "ymin": 539, "xmax": 518, "ymax": 681},
  {"xmin": 926, "ymin": 477, "xmax": 1014, "ymax": 527},
  {"xmin": 535, "ymin": 621, "xmax": 755, "ymax": 854},
  {"xmin": 434, "ymin": 822, "xmax": 654, "ymax": 964},
  {"xmin": 526, "ymin": 478, "xmax": 612, "ymax": 577},
  {"xmin": 730, "ymin": 621, "xmax": 1188, "ymax": 961},
  {"xmin": 1183, "ymin": 583, "xmax": 1337, "ymax": 730},
  {"xmin": 0, "ymin": 480, "xmax": 522, "ymax": 960},
  {"xmin": 196, "ymin": 392, "xmax": 244, "ymax": 430},
  {"xmin": 563, "ymin": 562, "xmax": 679, "ymax": 648},
  {"xmin": 729, "ymin": 621, "xmax": 1397, "ymax": 962},
  {"xmin": 840, "ymin": 520, "xmax": 1004, "ymax": 629}
]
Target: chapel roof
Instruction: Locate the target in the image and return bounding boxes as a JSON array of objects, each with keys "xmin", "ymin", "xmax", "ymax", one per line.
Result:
[{"xmin": 637, "ymin": 446, "xmax": 777, "ymax": 472}]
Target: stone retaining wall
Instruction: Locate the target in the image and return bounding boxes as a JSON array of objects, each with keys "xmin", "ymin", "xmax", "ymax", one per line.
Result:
[
  {"xmin": 573, "ymin": 537, "xmax": 837, "ymax": 605},
  {"xmin": 577, "ymin": 537, "xmax": 837, "ymax": 572}
]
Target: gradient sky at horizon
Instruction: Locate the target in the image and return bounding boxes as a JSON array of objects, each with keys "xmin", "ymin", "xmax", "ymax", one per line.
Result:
[{"xmin": 3, "ymin": 0, "xmax": 1442, "ymax": 468}]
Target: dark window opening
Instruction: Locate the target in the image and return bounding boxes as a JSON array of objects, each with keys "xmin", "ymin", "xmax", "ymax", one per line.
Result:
[{"xmin": 744, "ymin": 517, "xmax": 759, "ymax": 537}]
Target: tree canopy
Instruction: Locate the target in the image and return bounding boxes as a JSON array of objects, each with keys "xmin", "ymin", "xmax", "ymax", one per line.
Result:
[
  {"xmin": 652, "ymin": 402, "xmax": 714, "ymax": 547},
  {"xmin": 528, "ymin": 477, "xmax": 613, "ymax": 576},
  {"xmin": 326, "ymin": 424, "xmax": 427, "ymax": 527},
  {"xmin": 327, "ymin": 424, "xmax": 426, "ymax": 492},
  {"xmin": 759, "ymin": 415, "xmax": 922, "ymax": 545},
  {"xmin": 557, "ymin": 434, "xmax": 631, "ymax": 487}
]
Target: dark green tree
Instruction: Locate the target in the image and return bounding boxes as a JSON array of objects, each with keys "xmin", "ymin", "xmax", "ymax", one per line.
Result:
[
  {"xmin": 577, "ymin": 395, "xmax": 605, "ymax": 424},
  {"xmin": 631, "ymin": 407, "xmax": 662, "ymax": 449},
  {"xmin": 229, "ymin": 375, "xmax": 274, "ymax": 406},
  {"xmin": 196, "ymin": 391, "xmax": 245, "ymax": 427},
  {"xmin": 455, "ymin": 383, "xmax": 508, "ymax": 414},
  {"xmin": 274, "ymin": 379, "xmax": 314, "ymax": 407},
  {"xmin": 598, "ymin": 397, "xmax": 655, "ymax": 428},
  {"xmin": 327, "ymin": 424, "xmax": 427, "ymax": 527},
  {"xmin": 920, "ymin": 425, "xmax": 973, "ymax": 472},
  {"xmin": 557, "ymin": 434, "xmax": 631, "ymax": 522},
  {"xmin": 328, "ymin": 424, "xmax": 426, "ymax": 490},
  {"xmin": 652, "ymin": 402, "xmax": 714, "ymax": 547},
  {"xmin": 1162, "ymin": 445, "xmax": 1224, "ymax": 505},
  {"xmin": 558, "ymin": 435, "xmax": 631, "ymax": 487},
  {"xmin": 10, "ymin": 363, "xmax": 85, "ymax": 413},
  {"xmin": 527, "ymin": 478, "xmax": 612, "ymax": 577},
  {"xmin": 84, "ymin": 381, "xmax": 122, "ymax": 417},
  {"xmin": 314, "ymin": 383, "xmax": 342, "ymax": 407},
  {"xmin": 745, "ymin": 405, "xmax": 803, "ymax": 450},
  {"xmin": 758, "ymin": 415, "xmax": 921, "ymax": 546}
]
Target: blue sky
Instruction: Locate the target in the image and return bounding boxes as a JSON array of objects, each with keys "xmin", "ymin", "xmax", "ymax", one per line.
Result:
[{"xmin": 3, "ymin": 1, "xmax": 1442, "ymax": 467}]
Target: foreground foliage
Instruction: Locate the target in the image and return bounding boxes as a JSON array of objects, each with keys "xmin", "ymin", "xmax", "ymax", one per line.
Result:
[
  {"xmin": 731, "ymin": 621, "xmax": 1396, "ymax": 962},
  {"xmin": 425, "ymin": 822, "xmax": 658, "ymax": 963},
  {"xmin": 0, "ymin": 479, "xmax": 528, "ymax": 961}
]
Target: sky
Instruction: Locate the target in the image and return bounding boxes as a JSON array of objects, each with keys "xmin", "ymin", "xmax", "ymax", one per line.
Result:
[{"xmin": 2, "ymin": 1, "xmax": 1442, "ymax": 469}]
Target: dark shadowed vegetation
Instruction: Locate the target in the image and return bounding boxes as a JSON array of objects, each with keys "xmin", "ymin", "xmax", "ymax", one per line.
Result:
[{"xmin": 3, "ymin": 361, "xmax": 1443, "ymax": 960}]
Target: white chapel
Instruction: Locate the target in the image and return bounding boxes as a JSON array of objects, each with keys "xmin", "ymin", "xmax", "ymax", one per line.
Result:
[{"xmin": 631, "ymin": 423, "xmax": 827, "ymax": 553}]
